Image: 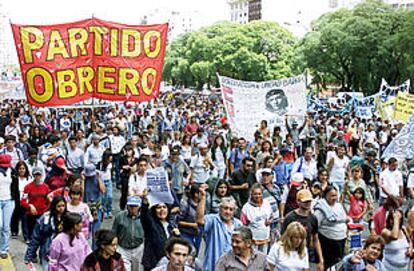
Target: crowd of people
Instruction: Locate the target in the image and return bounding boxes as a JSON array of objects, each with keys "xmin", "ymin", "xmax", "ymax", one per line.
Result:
[{"xmin": 0, "ymin": 90, "xmax": 412, "ymax": 271}]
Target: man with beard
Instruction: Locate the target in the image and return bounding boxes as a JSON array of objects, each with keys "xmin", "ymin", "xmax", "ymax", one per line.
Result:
[
  {"xmin": 230, "ymin": 157, "xmax": 256, "ymax": 208},
  {"xmin": 265, "ymin": 89, "xmax": 288, "ymax": 115},
  {"xmin": 196, "ymin": 189, "xmax": 242, "ymax": 271}
]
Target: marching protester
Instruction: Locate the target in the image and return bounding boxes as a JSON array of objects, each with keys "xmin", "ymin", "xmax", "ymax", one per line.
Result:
[
  {"xmin": 81, "ymin": 229, "xmax": 127, "ymax": 271},
  {"xmin": 20, "ymin": 166, "xmax": 50, "ymax": 243},
  {"xmin": 342, "ymin": 235, "xmax": 386, "ymax": 271},
  {"xmin": 215, "ymin": 226, "xmax": 269, "ymax": 270},
  {"xmin": 314, "ymin": 185, "xmax": 348, "ymax": 269},
  {"xmin": 0, "ymin": 153, "xmax": 17, "ymax": 259},
  {"xmin": 152, "ymin": 237, "xmax": 195, "ymax": 271},
  {"xmin": 141, "ymin": 191, "xmax": 180, "ymax": 271},
  {"xmin": 1, "ymin": 55, "xmax": 414, "ymax": 271},
  {"xmin": 196, "ymin": 187, "xmax": 242, "ymax": 271},
  {"xmin": 267, "ymin": 222, "xmax": 309, "ymax": 270},
  {"xmin": 112, "ymin": 196, "xmax": 144, "ymax": 271},
  {"xmin": 24, "ymin": 196, "xmax": 67, "ymax": 271},
  {"xmin": 48, "ymin": 212, "xmax": 92, "ymax": 271}
]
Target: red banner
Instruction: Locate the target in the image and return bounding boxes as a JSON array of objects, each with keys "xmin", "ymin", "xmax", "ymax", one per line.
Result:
[{"xmin": 12, "ymin": 18, "xmax": 168, "ymax": 107}]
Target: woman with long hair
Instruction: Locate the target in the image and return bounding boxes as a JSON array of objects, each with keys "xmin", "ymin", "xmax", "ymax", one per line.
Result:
[
  {"xmin": 180, "ymin": 134, "xmax": 192, "ymax": 165},
  {"xmin": 141, "ymin": 191, "xmax": 180, "ymax": 271},
  {"xmin": 206, "ymin": 179, "xmax": 234, "ymax": 214},
  {"xmin": 24, "ymin": 196, "xmax": 67, "ymax": 271},
  {"xmin": 120, "ymin": 145, "xmax": 138, "ymax": 210},
  {"xmin": 255, "ymin": 140, "xmax": 273, "ymax": 170},
  {"xmin": 267, "ymin": 221, "xmax": 309, "ymax": 270},
  {"xmin": 381, "ymin": 209, "xmax": 412, "ymax": 270},
  {"xmin": 29, "ymin": 126, "xmax": 46, "ymax": 150},
  {"xmin": 210, "ymin": 135, "xmax": 227, "ymax": 179},
  {"xmin": 80, "ymin": 229, "xmax": 126, "ymax": 271},
  {"xmin": 11, "ymin": 161, "xmax": 30, "ymax": 240},
  {"xmin": 314, "ymin": 185, "xmax": 348, "ymax": 269},
  {"xmin": 48, "ymin": 212, "xmax": 92, "ymax": 271}
]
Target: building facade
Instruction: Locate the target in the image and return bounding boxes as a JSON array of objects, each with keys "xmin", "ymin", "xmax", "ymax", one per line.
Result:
[{"xmin": 228, "ymin": 0, "xmax": 249, "ymax": 24}]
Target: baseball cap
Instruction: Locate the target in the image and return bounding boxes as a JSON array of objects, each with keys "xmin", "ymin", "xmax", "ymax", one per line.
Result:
[
  {"xmin": 261, "ymin": 168, "xmax": 273, "ymax": 175},
  {"xmin": 84, "ymin": 164, "xmax": 97, "ymax": 177},
  {"xmin": 55, "ymin": 157, "xmax": 67, "ymax": 170},
  {"xmin": 32, "ymin": 167, "xmax": 43, "ymax": 176},
  {"xmin": 290, "ymin": 172, "xmax": 304, "ymax": 187},
  {"xmin": 297, "ymin": 189, "xmax": 313, "ymax": 202},
  {"xmin": 126, "ymin": 196, "xmax": 142, "ymax": 206}
]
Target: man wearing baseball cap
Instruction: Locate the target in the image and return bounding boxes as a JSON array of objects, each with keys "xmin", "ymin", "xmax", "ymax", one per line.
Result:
[
  {"xmin": 282, "ymin": 189, "xmax": 324, "ymax": 271},
  {"xmin": 112, "ymin": 196, "xmax": 144, "ymax": 271}
]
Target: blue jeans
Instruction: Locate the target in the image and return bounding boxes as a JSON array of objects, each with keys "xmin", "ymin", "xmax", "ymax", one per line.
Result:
[
  {"xmin": 0, "ymin": 200, "xmax": 15, "ymax": 254},
  {"xmin": 102, "ymin": 179, "xmax": 113, "ymax": 216}
]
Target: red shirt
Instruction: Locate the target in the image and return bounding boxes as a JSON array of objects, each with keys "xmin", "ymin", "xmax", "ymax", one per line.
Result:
[
  {"xmin": 21, "ymin": 182, "xmax": 50, "ymax": 216},
  {"xmin": 185, "ymin": 123, "xmax": 199, "ymax": 135}
]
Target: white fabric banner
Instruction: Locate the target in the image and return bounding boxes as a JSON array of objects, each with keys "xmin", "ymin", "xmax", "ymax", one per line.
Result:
[
  {"xmin": 218, "ymin": 74, "xmax": 307, "ymax": 140},
  {"xmin": 382, "ymin": 113, "xmax": 414, "ymax": 160}
]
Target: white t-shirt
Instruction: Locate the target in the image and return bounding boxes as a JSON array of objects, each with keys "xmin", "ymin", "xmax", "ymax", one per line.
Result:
[
  {"xmin": 380, "ymin": 169, "xmax": 403, "ymax": 198},
  {"xmin": 128, "ymin": 174, "xmax": 147, "ymax": 196},
  {"xmin": 98, "ymin": 163, "xmax": 112, "ymax": 181},
  {"xmin": 267, "ymin": 242, "xmax": 309, "ymax": 271},
  {"xmin": 241, "ymin": 201, "xmax": 272, "ymax": 241},
  {"xmin": 329, "ymin": 154, "xmax": 349, "ymax": 183}
]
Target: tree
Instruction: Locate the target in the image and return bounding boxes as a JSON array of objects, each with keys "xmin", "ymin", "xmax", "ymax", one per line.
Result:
[
  {"xmin": 296, "ymin": 0, "xmax": 414, "ymax": 94},
  {"xmin": 163, "ymin": 21, "xmax": 297, "ymax": 89}
]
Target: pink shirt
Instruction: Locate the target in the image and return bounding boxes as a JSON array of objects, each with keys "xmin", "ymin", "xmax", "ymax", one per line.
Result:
[{"xmin": 48, "ymin": 232, "xmax": 92, "ymax": 271}]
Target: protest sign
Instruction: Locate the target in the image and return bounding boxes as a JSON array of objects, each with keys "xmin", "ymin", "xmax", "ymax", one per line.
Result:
[
  {"xmin": 377, "ymin": 79, "xmax": 410, "ymax": 120},
  {"xmin": 12, "ymin": 18, "xmax": 168, "ymax": 107},
  {"xmin": 382, "ymin": 113, "xmax": 414, "ymax": 160},
  {"xmin": 353, "ymin": 94, "xmax": 378, "ymax": 119},
  {"xmin": 218, "ymin": 74, "xmax": 307, "ymax": 140},
  {"xmin": 379, "ymin": 78, "xmax": 410, "ymax": 103},
  {"xmin": 146, "ymin": 167, "xmax": 174, "ymax": 206},
  {"xmin": 393, "ymin": 92, "xmax": 414, "ymax": 124}
]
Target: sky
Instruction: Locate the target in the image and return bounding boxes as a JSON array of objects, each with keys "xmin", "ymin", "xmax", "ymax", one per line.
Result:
[
  {"xmin": 0, "ymin": 0, "xmax": 333, "ymax": 65},
  {"xmin": 2, "ymin": 0, "xmax": 331, "ymax": 26},
  {"xmin": 2, "ymin": 0, "xmax": 229, "ymax": 25}
]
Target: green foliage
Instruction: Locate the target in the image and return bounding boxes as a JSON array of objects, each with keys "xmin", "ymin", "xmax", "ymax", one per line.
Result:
[
  {"xmin": 296, "ymin": 0, "xmax": 414, "ymax": 94},
  {"xmin": 162, "ymin": 21, "xmax": 297, "ymax": 89}
]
